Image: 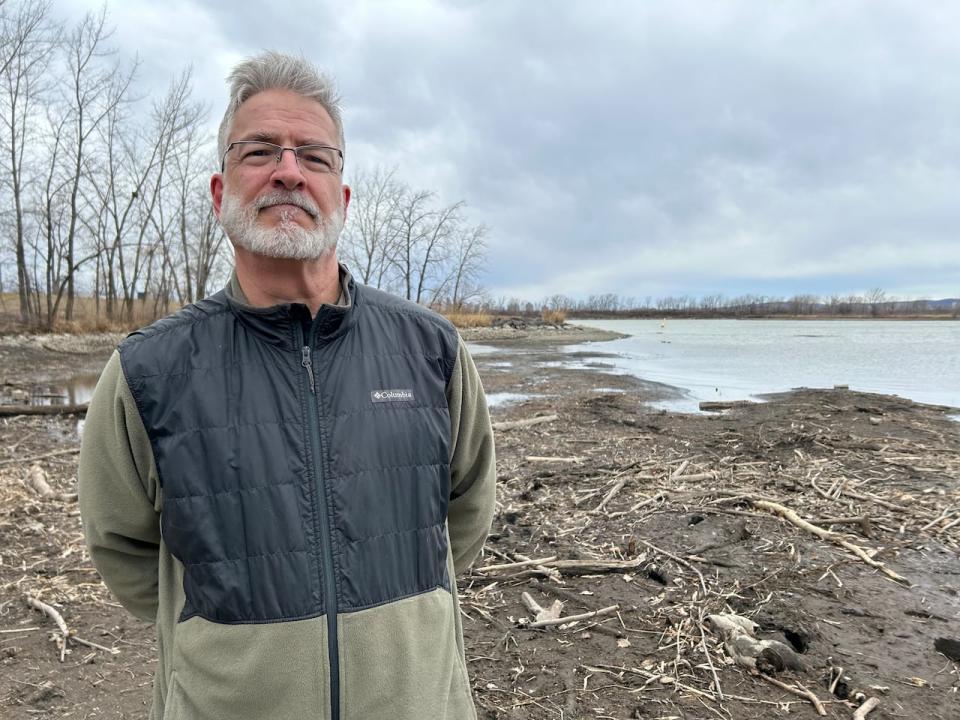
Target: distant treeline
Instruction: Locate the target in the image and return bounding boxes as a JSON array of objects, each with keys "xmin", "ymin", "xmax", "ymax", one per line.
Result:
[{"xmin": 478, "ymin": 290, "xmax": 960, "ymax": 319}]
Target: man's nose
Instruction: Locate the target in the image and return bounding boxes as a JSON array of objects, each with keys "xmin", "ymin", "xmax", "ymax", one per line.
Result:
[{"xmin": 270, "ymin": 148, "xmax": 305, "ymax": 190}]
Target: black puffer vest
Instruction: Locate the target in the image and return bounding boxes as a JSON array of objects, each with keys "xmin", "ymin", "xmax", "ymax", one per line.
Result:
[{"xmin": 118, "ymin": 278, "xmax": 459, "ymax": 625}]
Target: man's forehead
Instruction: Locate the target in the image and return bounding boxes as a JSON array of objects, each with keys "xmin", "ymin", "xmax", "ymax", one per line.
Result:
[{"xmin": 228, "ymin": 89, "xmax": 337, "ymax": 143}]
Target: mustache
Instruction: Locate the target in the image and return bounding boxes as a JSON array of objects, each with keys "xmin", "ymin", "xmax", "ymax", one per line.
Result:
[{"xmin": 253, "ymin": 192, "xmax": 319, "ymax": 219}]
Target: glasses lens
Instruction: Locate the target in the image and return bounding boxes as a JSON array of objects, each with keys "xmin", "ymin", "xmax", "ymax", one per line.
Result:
[
  {"xmin": 296, "ymin": 145, "xmax": 341, "ymax": 174},
  {"xmin": 229, "ymin": 142, "xmax": 342, "ymax": 173},
  {"xmin": 234, "ymin": 142, "xmax": 278, "ymax": 167}
]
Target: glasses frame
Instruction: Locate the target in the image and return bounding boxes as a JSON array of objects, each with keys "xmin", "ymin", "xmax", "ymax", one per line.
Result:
[{"xmin": 220, "ymin": 140, "xmax": 345, "ymax": 175}]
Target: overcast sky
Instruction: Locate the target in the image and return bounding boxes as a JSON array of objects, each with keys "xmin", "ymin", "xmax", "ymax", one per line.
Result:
[{"xmin": 51, "ymin": 0, "xmax": 960, "ymax": 302}]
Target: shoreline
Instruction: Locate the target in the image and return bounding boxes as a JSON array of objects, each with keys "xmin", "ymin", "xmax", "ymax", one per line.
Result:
[{"xmin": 459, "ymin": 322, "xmax": 627, "ymax": 345}]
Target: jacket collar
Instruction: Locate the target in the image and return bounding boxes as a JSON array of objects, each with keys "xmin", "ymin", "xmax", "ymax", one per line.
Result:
[{"xmin": 223, "ymin": 263, "xmax": 358, "ymax": 350}]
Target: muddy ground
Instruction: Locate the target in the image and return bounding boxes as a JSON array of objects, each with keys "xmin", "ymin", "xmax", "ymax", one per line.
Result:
[{"xmin": 0, "ymin": 328, "xmax": 958, "ymax": 719}]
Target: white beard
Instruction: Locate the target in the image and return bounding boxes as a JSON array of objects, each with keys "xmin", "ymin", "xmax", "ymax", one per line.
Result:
[{"xmin": 219, "ymin": 189, "xmax": 344, "ymax": 261}]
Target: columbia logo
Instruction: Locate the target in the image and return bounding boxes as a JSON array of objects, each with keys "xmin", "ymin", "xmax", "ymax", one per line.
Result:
[{"xmin": 371, "ymin": 389, "xmax": 414, "ymax": 403}]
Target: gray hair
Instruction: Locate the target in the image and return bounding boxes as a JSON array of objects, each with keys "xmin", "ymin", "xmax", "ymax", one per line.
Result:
[{"xmin": 217, "ymin": 51, "xmax": 345, "ymax": 162}]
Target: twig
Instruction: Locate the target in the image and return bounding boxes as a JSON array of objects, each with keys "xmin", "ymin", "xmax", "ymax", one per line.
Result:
[
  {"xmin": 71, "ymin": 636, "xmax": 120, "ymax": 655},
  {"xmin": 758, "ymin": 673, "xmax": 827, "ymax": 716},
  {"xmin": 0, "ymin": 447, "xmax": 80, "ymax": 467},
  {"xmin": 920, "ymin": 509, "xmax": 953, "ymax": 532},
  {"xmin": 476, "ymin": 556, "xmax": 557, "ymax": 573},
  {"xmin": 525, "ymin": 455, "xmax": 584, "ymax": 463},
  {"xmin": 608, "ymin": 491, "xmax": 665, "ymax": 519},
  {"xmin": 699, "ymin": 619, "xmax": 724, "ymax": 700},
  {"xmin": 752, "ymin": 499, "xmax": 910, "ymax": 585},
  {"xmin": 492, "ymin": 414, "xmax": 558, "ymax": 431},
  {"xmin": 638, "ymin": 539, "xmax": 708, "ymax": 595},
  {"xmin": 593, "ymin": 477, "xmax": 629, "ymax": 513},
  {"xmin": 528, "ymin": 604, "xmax": 619, "ymax": 629},
  {"xmin": 25, "ymin": 595, "xmax": 70, "ymax": 662},
  {"xmin": 672, "ymin": 472, "xmax": 716, "ymax": 482},
  {"xmin": 25, "ymin": 596, "xmax": 69, "ymax": 637}
]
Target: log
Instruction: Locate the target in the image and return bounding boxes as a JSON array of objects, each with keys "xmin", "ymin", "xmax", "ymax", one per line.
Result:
[
  {"xmin": 699, "ymin": 401, "xmax": 754, "ymax": 412},
  {"xmin": 492, "ymin": 414, "xmax": 558, "ymax": 431},
  {"xmin": 0, "ymin": 403, "xmax": 88, "ymax": 417}
]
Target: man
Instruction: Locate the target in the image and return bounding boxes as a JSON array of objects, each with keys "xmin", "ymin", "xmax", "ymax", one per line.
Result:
[{"xmin": 79, "ymin": 51, "xmax": 496, "ymax": 720}]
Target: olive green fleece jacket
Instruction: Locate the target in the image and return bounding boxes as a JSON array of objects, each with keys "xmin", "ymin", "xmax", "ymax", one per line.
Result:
[{"xmin": 78, "ymin": 277, "xmax": 496, "ymax": 720}]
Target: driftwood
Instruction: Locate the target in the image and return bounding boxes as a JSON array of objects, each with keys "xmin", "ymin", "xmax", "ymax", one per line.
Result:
[
  {"xmin": 525, "ymin": 455, "xmax": 584, "ymax": 463},
  {"xmin": 0, "ymin": 403, "xmax": 88, "ymax": 417},
  {"xmin": 25, "ymin": 464, "xmax": 55, "ymax": 497},
  {"xmin": 25, "ymin": 596, "xmax": 69, "ymax": 636},
  {"xmin": 477, "ymin": 557, "xmax": 645, "ymax": 577},
  {"xmin": 26, "ymin": 595, "xmax": 70, "ymax": 661},
  {"xmin": 544, "ymin": 558, "xmax": 645, "ymax": 576},
  {"xmin": 699, "ymin": 401, "xmax": 755, "ymax": 412},
  {"xmin": 528, "ymin": 604, "xmax": 619, "ymax": 629},
  {"xmin": 0, "ymin": 447, "xmax": 81, "ymax": 467},
  {"xmin": 476, "ymin": 557, "xmax": 557, "ymax": 573},
  {"xmin": 758, "ymin": 674, "xmax": 827, "ymax": 716},
  {"xmin": 520, "ymin": 592, "xmax": 563, "ymax": 624},
  {"xmin": 492, "ymin": 414, "xmax": 558, "ymax": 431},
  {"xmin": 592, "ymin": 477, "xmax": 629, "ymax": 514},
  {"xmin": 853, "ymin": 697, "xmax": 881, "ymax": 719},
  {"xmin": 753, "ymin": 499, "xmax": 909, "ymax": 585}
]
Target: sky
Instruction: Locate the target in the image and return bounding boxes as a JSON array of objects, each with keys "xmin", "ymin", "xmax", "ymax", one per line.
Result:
[{"xmin": 49, "ymin": 0, "xmax": 960, "ymax": 303}]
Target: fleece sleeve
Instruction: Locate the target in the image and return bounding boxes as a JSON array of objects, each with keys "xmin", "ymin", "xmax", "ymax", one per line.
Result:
[
  {"xmin": 446, "ymin": 336, "xmax": 496, "ymax": 575},
  {"xmin": 78, "ymin": 350, "xmax": 162, "ymax": 623}
]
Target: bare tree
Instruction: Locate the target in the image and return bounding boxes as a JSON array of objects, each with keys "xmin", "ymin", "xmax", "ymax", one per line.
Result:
[
  {"xmin": 340, "ymin": 165, "xmax": 403, "ymax": 287},
  {"xmin": 58, "ymin": 7, "xmax": 135, "ymax": 319},
  {"xmin": 390, "ymin": 187, "xmax": 433, "ymax": 301},
  {"xmin": 445, "ymin": 223, "xmax": 487, "ymax": 308},
  {"xmin": 0, "ymin": 0, "xmax": 55, "ymax": 323}
]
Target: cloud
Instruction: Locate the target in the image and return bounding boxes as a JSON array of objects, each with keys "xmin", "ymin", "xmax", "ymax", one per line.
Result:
[{"xmin": 50, "ymin": 0, "xmax": 960, "ymax": 301}]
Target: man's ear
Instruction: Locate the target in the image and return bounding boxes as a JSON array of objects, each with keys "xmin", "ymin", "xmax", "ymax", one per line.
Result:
[
  {"xmin": 341, "ymin": 184, "xmax": 351, "ymax": 220},
  {"xmin": 211, "ymin": 173, "xmax": 224, "ymax": 218}
]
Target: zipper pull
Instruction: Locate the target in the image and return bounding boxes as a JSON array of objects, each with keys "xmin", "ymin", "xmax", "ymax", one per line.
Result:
[{"xmin": 301, "ymin": 346, "xmax": 316, "ymax": 394}]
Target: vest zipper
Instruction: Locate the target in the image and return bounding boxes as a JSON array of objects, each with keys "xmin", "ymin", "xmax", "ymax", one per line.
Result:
[{"xmin": 300, "ymin": 333, "xmax": 340, "ymax": 720}]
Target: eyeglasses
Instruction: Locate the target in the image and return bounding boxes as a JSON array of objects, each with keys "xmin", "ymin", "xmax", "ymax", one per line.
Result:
[{"xmin": 220, "ymin": 141, "xmax": 344, "ymax": 175}]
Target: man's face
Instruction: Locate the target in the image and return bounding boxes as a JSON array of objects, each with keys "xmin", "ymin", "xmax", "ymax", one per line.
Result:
[{"xmin": 211, "ymin": 88, "xmax": 351, "ymax": 260}]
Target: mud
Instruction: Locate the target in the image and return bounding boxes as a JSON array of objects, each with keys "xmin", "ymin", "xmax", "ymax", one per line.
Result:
[{"xmin": 1, "ymin": 328, "xmax": 958, "ymax": 719}]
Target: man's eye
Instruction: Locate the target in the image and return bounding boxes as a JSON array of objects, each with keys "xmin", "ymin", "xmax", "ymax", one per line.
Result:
[
  {"xmin": 301, "ymin": 153, "xmax": 333, "ymax": 169},
  {"xmin": 242, "ymin": 148, "xmax": 272, "ymax": 160}
]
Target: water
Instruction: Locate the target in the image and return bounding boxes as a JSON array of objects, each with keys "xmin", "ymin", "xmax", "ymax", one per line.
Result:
[
  {"xmin": 28, "ymin": 374, "xmax": 100, "ymax": 406},
  {"xmin": 486, "ymin": 392, "xmax": 534, "ymax": 408},
  {"xmin": 569, "ymin": 319, "xmax": 960, "ymax": 413}
]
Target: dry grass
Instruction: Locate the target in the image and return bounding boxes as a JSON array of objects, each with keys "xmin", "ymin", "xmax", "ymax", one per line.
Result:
[
  {"xmin": 442, "ymin": 310, "xmax": 493, "ymax": 328},
  {"xmin": 540, "ymin": 308, "xmax": 567, "ymax": 324},
  {"xmin": 0, "ymin": 293, "xmax": 166, "ymax": 334}
]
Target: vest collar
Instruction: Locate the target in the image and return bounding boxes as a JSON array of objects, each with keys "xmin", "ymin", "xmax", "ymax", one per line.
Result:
[{"xmin": 223, "ymin": 263, "xmax": 358, "ymax": 350}]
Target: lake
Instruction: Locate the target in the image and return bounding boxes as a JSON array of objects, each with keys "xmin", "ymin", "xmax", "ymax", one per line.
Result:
[{"xmin": 569, "ymin": 319, "xmax": 960, "ymax": 413}]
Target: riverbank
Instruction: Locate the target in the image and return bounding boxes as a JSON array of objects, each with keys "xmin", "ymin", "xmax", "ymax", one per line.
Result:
[{"xmin": 0, "ymin": 331, "xmax": 957, "ymax": 719}]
